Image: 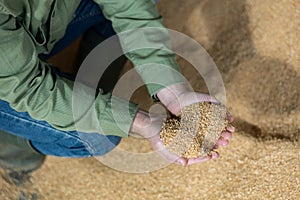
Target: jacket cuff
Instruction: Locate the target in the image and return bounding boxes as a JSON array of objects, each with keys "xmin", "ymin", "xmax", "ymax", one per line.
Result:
[{"xmin": 98, "ymin": 95, "xmax": 139, "ymax": 138}]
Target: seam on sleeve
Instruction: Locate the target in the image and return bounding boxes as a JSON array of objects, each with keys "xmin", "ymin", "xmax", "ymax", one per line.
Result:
[{"xmin": 0, "ymin": 4, "xmax": 10, "ymax": 15}]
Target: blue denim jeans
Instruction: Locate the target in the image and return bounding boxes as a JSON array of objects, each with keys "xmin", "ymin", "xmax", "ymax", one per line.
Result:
[{"xmin": 0, "ymin": 0, "xmax": 123, "ymax": 157}]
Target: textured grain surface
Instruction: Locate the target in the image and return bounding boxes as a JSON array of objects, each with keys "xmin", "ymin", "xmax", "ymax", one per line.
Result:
[
  {"xmin": 1, "ymin": 0, "xmax": 300, "ymax": 199},
  {"xmin": 160, "ymin": 102, "xmax": 228, "ymax": 158}
]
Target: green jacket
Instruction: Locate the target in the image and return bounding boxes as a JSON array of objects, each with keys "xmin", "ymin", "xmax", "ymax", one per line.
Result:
[{"xmin": 0, "ymin": 0, "xmax": 184, "ymax": 137}]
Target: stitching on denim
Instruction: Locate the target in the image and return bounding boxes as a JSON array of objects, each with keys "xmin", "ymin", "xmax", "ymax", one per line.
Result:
[
  {"xmin": 0, "ymin": 110, "xmax": 106, "ymax": 151},
  {"xmin": 0, "ymin": 110, "xmax": 75, "ymax": 135}
]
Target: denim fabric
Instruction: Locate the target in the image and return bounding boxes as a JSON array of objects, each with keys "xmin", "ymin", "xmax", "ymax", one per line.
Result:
[
  {"xmin": 0, "ymin": 100, "xmax": 121, "ymax": 157},
  {"xmin": 1, "ymin": 0, "xmax": 160, "ymax": 157},
  {"xmin": 0, "ymin": 0, "xmax": 121, "ymax": 157}
]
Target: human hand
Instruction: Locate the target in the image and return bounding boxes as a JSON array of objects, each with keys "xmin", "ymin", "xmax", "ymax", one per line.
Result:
[
  {"xmin": 156, "ymin": 83, "xmax": 235, "ymax": 165},
  {"xmin": 130, "ymin": 109, "xmax": 232, "ymax": 166}
]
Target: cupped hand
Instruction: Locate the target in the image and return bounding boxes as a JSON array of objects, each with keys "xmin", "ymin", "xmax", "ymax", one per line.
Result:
[
  {"xmin": 155, "ymin": 83, "xmax": 235, "ymax": 165},
  {"xmin": 156, "ymin": 83, "xmax": 220, "ymax": 116},
  {"xmin": 130, "ymin": 108, "xmax": 234, "ymax": 166}
]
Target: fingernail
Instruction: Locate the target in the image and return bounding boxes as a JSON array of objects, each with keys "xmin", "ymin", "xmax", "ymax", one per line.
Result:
[
  {"xmin": 212, "ymin": 152, "xmax": 219, "ymax": 159},
  {"xmin": 180, "ymin": 160, "xmax": 186, "ymax": 166},
  {"xmin": 227, "ymin": 125, "xmax": 235, "ymax": 132}
]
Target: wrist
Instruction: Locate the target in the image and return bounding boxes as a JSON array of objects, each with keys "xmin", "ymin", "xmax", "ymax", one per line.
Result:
[
  {"xmin": 156, "ymin": 83, "xmax": 190, "ymax": 115},
  {"xmin": 157, "ymin": 83, "xmax": 189, "ymax": 100},
  {"xmin": 129, "ymin": 109, "xmax": 151, "ymax": 137}
]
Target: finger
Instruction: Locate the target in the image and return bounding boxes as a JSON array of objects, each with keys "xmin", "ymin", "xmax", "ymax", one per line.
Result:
[
  {"xmin": 152, "ymin": 137, "xmax": 181, "ymax": 163},
  {"xmin": 226, "ymin": 125, "xmax": 235, "ymax": 133},
  {"xmin": 175, "ymin": 158, "xmax": 188, "ymax": 166},
  {"xmin": 221, "ymin": 131, "xmax": 232, "ymax": 140},
  {"xmin": 227, "ymin": 113, "xmax": 234, "ymax": 123},
  {"xmin": 159, "ymin": 148, "xmax": 180, "ymax": 163},
  {"xmin": 217, "ymin": 138, "xmax": 229, "ymax": 146},
  {"xmin": 197, "ymin": 94, "xmax": 220, "ymax": 104},
  {"xmin": 211, "ymin": 151, "xmax": 219, "ymax": 159},
  {"xmin": 186, "ymin": 155, "xmax": 212, "ymax": 166}
]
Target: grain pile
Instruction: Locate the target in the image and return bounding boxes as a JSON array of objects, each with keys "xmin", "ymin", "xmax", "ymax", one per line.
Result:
[
  {"xmin": 1, "ymin": 0, "xmax": 300, "ymax": 199},
  {"xmin": 160, "ymin": 102, "xmax": 228, "ymax": 158}
]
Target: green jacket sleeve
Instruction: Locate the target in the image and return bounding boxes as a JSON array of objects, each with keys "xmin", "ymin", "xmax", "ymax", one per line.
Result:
[
  {"xmin": 94, "ymin": 0, "xmax": 186, "ymax": 96},
  {"xmin": 0, "ymin": 13, "xmax": 138, "ymax": 137}
]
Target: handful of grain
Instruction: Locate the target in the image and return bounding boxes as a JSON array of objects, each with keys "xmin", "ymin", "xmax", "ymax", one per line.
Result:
[{"xmin": 159, "ymin": 102, "xmax": 228, "ymax": 158}]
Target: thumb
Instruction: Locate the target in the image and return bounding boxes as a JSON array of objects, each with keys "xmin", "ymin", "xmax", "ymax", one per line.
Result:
[{"xmin": 196, "ymin": 93, "xmax": 220, "ymax": 104}]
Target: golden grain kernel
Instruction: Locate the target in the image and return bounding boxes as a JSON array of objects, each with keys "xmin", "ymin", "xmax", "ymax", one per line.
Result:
[{"xmin": 159, "ymin": 102, "xmax": 228, "ymax": 158}]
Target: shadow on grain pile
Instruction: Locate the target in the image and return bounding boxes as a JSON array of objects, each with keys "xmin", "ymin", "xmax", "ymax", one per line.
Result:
[{"xmin": 171, "ymin": 0, "xmax": 300, "ymax": 143}]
